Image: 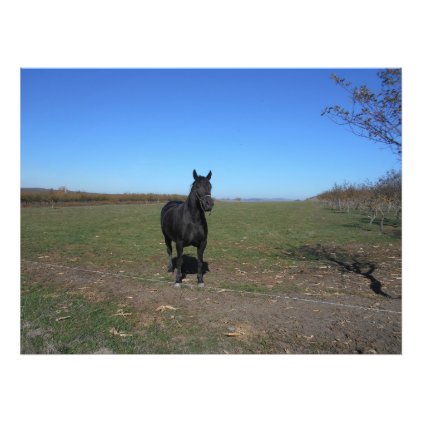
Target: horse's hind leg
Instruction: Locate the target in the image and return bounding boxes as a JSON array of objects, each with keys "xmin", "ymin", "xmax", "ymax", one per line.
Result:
[
  {"xmin": 164, "ymin": 235, "xmax": 173, "ymax": 272},
  {"xmin": 175, "ymin": 241, "xmax": 184, "ymax": 286}
]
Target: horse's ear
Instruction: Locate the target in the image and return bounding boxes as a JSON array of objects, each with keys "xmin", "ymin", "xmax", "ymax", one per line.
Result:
[
  {"xmin": 193, "ymin": 170, "xmax": 199, "ymax": 181},
  {"xmin": 206, "ymin": 171, "xmax": 212, "ymax": 180}
]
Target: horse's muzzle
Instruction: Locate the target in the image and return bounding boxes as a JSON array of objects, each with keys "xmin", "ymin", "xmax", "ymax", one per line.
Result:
[{"xmin": 202, "ymin": 195, "xmax": 214, "ymax": 212}]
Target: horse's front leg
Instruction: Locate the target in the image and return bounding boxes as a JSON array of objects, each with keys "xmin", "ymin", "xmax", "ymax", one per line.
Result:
[
  {"xmin": 164, "ymin": 235, "xmax": 173, "ymax": 272},
  {"xmin": 197, "ymin": 240, "xmax": 207, "ymax": 287},
  {"xmin": 175, "ymin": 240, "xmax": 184, "ymax": 287}
]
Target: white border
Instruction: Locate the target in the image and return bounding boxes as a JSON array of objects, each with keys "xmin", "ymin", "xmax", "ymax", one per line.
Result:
[{"xmin": 2, "ymin": 1, "xmax": 421, "ymax": 421}]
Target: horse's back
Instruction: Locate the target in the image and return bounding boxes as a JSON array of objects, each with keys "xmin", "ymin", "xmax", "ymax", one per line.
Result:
[
  {"xmin": 161, "ymin": 201, "xmax": 184, "ymax": 231},
  {"xmin": 161, "ymin": 201, "xmax": 183, "ymax": 218}
]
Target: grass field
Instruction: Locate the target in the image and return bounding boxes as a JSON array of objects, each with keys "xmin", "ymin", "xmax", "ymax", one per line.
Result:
[{"xmin": 21, "ymin": 201, "xmax": 402, "ymax": 354}]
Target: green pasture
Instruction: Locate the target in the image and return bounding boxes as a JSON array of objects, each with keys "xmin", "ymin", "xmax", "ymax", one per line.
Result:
[{"xmin": 21, "ymin": 201, "xmax": 400, "ymax": 276}]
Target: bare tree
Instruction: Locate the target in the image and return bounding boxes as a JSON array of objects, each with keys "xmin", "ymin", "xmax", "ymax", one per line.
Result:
[
  {"xmin": 321, "ymin": 69, "xmax": 402, "ymax": 157},
  {"xmin": 372, "ymin": 170, "xmax": 401, "ymax": 232}
]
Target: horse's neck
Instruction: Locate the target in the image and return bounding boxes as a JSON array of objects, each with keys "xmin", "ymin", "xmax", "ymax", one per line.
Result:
[{"xmin": 186, "ymin": 191, "xmax": 203, "ymax": 221}]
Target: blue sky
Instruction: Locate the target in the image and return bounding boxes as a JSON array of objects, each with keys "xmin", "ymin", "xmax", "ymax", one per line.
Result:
[{"xmin": 21, "ymin": 68, "xmax": 401, "ymax": 200}]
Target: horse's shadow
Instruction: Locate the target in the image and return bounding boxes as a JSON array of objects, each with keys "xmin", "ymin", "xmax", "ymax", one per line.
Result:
[{"xmin": 170, "ymin": 254, "xmax": 209, "ymax": 279}]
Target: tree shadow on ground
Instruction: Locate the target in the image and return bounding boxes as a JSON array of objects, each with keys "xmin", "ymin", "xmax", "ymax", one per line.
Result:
[
  {"xmin": 280, "ymin": 244, "xmax": 399, "ymax": 299},
  {"xmin": 340, "ymin": 218, "xmax": 401, "ymax": 238},
  {"xmin": 170, "ymin": 254, "xmax": 209, "ymax": 278}
]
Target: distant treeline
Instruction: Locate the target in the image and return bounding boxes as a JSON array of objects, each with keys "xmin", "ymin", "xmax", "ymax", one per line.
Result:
[{"xmin": 21, "ymin": 188, "xmax": 187, "ymax": 207}]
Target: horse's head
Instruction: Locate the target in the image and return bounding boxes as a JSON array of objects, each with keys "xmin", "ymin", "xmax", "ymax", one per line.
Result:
[{"xmin": 192, "ymin": 169, "xmax": 214, "ymax": 212}]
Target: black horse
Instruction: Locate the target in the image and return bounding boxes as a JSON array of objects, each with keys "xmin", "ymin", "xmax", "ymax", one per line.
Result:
[{"xmin": 160, "ymin": 170, "xmax": 214, "ymax": 287}]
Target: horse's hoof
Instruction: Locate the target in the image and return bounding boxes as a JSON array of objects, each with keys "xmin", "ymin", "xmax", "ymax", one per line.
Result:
[
  {"xmin": 174, "ymin": 283, "xmax": 181, "ymax": 288},
  {"xmin": 197, "ymin": 283, "xmax": 205, "ymax": 288}
]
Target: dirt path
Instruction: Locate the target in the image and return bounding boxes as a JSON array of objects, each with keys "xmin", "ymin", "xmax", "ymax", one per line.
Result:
[{"xmin": 22, "ymin": 260, "xmax": 401, "ymax": 354}]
